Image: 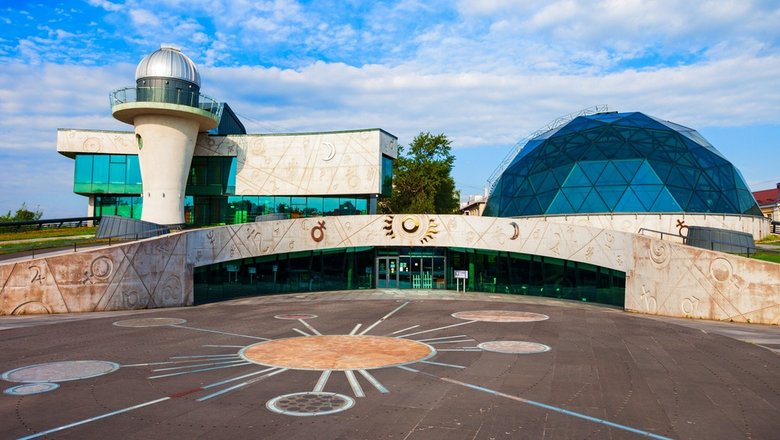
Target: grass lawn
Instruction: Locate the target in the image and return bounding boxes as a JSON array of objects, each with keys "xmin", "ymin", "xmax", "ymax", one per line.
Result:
[
  {"xmin": 757, "ymin": 234, "xmax": 780, "ymax": 246},
  {"xmin": 0, "ymin": 226, "xmax": 97, "ymax": 241},
  {"xmin": 0, "ymin": 226, "xmax": 104, "ymax": 256},
  {"xmin": 752, "ymin": 252, "xmax": 780, "ymax": 264},
  {"xmin": 0, "ymin": 237, "xmax": 112, "ymax": 256}
]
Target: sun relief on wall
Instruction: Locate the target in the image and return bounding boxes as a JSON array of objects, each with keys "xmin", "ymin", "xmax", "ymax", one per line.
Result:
[{"xmin": 383, "ymin": 215, "xmax": 439, "ymax": 244}]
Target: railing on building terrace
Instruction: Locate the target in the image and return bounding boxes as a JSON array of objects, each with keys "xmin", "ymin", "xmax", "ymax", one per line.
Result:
[
  {"xmin": 636, "ymin": 227, "xmax": 686, "ymax": 243},
  {"xmin": 0, "ymin": 219, "xmax": 174, "ymax": 261},
  {"xmin": 109, "ymin": 87, "xmax": 223, "ymax": 120}
]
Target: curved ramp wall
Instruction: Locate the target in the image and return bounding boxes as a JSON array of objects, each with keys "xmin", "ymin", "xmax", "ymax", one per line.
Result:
[
  {"xmin": 0, "ymin": 215, "xmax": 778, "ymax": 325},
  {"xmin": 529, "ymin": 213, "xmax": 769, "ymax": 241}
]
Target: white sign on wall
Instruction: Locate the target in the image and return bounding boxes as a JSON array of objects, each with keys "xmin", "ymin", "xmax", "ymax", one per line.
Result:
[{"xmin": 454, "ymin": 270, "xmax": 468, "ymax": 279}]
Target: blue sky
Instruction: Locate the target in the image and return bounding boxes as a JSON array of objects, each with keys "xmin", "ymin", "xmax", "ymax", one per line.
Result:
[{"xmin": 1, "ymin": 0, "xmax": 780, "ymax": 217}]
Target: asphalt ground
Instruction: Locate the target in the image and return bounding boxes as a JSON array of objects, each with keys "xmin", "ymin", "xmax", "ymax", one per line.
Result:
[{"xmin": 1, "ymin": 290, "xmax": 779, "ymax": 440}]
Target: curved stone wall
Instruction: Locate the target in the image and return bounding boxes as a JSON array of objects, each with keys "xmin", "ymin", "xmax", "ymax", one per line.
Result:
[
  {"xmin": 1, "ymin": 215, "xmax": 778, "ymax": 325},
  {"xmin": 531, "ymin": 213, "xmax": 769, "ymax": 240}
]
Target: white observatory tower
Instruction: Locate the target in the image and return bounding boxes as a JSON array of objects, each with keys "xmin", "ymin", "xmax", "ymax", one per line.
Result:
[{"xmin": 110, "ymin": 45, "xmax": 221, "ymax": 225}]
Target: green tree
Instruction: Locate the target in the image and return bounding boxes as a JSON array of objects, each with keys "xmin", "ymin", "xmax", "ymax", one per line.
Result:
[
  {"xmin": 0, "ymin": 203, "xmax": 43, "ymax": 222},
  {"xmin": 385, "ymin": 132, "xmax": 460, "ymax": 214}
]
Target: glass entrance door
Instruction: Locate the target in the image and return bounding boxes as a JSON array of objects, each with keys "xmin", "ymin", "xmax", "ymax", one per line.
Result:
[
  {"xmin": 376, "ymin": 250, "xmax": 447, "ymax": 290},
  {"xmin": 403, "ymin": 256, "xmax": 446, "ymax": 289},
  {"xmin": 376, "ymin": 257, "xmax": 399, "ymax": 288}
]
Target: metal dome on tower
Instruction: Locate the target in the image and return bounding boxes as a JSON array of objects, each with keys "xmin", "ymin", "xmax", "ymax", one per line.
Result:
[
  {"xmin": 135, "ymin": 44, "xmax": 201, "ymax": 87},
  {"xmin": 108, "ymin": 45, "xmax": 222, "ymax": 226}
]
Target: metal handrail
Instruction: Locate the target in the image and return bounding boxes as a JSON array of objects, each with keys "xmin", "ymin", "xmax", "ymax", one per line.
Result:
[
  {"xmin": 0, "ymin": 216, "xmax": 101, "ymax": 230},
  {"xmin": 485, "ymin": 105, "xmax": 610, "ymax": 194},
  {"xmin": 637, "ymin": 227, "xmax": 685, "ymax": 243},
  {"xmin": 109, "ymin": 86, "xmax": 223, "ymax": 119},
  {"xmin": 704, "ymin": 238, "xmax": 757, "ymax": 257},
  {"xmin": 2, "ymin": 225, "xmax": 175, "ymax": 261}
]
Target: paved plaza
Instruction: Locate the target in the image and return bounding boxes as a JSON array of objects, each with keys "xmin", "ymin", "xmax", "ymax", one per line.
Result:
[{"xmin": 1, "ymin": 290, "xmax": 779, "ymax": 439}]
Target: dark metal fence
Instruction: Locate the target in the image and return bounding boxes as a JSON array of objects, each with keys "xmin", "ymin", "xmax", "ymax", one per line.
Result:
[{"xmin": 0, "ymin": 216, "xmax": 101, "ymax": 231}]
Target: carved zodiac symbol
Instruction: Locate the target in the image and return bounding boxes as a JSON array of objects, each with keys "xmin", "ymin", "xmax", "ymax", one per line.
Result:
[
  {"xmin": 29, "ymin": 265, "xmax": 46, "ymax": 285},
  {"xmin": 346, "ymin": 168, "xmax": 358, "ymax": 187},
  {"xmin": 84, "ymin": 256, "xmax": 113, "ymax": 284},
  {"xmin": 311, "ymin": 221, "xmax": 326, "ymax": 243},
  {"xmin": 94, "ymin": 257, "xmax": 112, "ymax": 277},
  {"xmin": 322, "ymin": 142, "xmax": 336, "ymax": 161},
  {"xmin": 676, "ymin": 219, "xmax": 689, "ymax": 237},
  {"xmin": 604, "ymin": 232, "xmax": 614, "ymax": 249},
  {"xmin": 122, "ymin": 290, "xmax": 140, "ymax": 308},
  {"xmin": 246, "ymin": 228, "xmax": 266, "ymax": 253},
  {"xmin": 509, "ymin": 222, "xmax": 520, "ymax": 240},
  {"xmin": 585, "ymin": 247, "xmax": 594, "ymax": 260},
  {"xmin": 640, "ymin": 284, "xmax": 657, "ymax": 313},
  {"xmin": 681, "ymin": 296, "xmax": 700, "ymax": 315},
  {"xmin": 154, "ymin": 241, "xmax": 171, "ymax": 254},
  {"xmin": 549, "ymin": 232, "xmax": 561, "ymax": 255},
  {"xmin": 206, "ymin": 231, "xmax": 216, "ymax": 247}
]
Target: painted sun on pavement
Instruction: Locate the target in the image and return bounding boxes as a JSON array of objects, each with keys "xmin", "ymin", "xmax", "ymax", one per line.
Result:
[{"xmin": 1, "ymin": 303, "xmax": 672, "ymax": 440}]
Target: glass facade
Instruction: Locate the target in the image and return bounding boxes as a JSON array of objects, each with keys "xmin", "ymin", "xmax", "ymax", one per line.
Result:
[
  {"xmin": 186, "ymin": 156, "xmax": 236, "ymax": 196},
  {"xmin": 381, "ymin": 155, "xmax": 393, "ymax": 197},
  {"xmin": 226, "ymin": 196, "xmax": 369, "ymax": 224},
  {"xmin": 485, "ymin": 112, "xmax": 762, "ymax": 217},
  {"xmin": 74, "ymin": 153, "xmax": 372, "ymax": 226},
  {"xmin": 94, "ymin": 195, "xmax": 143, "ymax": 219},
  {"xmin": 74, "ymin": 154, "xmax": 142, "ymax": 195},
  {"xmin": 194, "ymin": 246, "xmax": 625, "ymax": 307}
]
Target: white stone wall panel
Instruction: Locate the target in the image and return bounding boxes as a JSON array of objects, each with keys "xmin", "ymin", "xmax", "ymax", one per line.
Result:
[{"xmin": 58, "ymin": 129, "xmax": 392, "ymax": 197}]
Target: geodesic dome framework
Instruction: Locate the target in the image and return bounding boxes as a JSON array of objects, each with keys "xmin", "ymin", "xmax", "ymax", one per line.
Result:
[{"xmin": 485, "ymin": 112, "xmax": 762, "ymax": 217}]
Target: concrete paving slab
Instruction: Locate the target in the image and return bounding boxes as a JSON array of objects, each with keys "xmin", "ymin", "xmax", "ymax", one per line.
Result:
[{"xmin": 1, "ymin": 290, "xmax": 779, "ymax": 439}]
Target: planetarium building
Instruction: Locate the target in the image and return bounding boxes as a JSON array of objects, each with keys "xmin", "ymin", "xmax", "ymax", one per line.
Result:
[
  {"xmin": 485, "ymin": 111, "xmax": 765, "ymax": 236},
  {"xmin": 2, "ymin": 45, "xmax": 773, "ymax": 326},
  {"xmin": 487, "ymin": 112, "xmax": 761, "ymax": 217}
]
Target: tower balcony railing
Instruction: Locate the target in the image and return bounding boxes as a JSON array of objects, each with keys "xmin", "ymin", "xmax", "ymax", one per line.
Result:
[{"xmin": 109, "ymin": 86, "xmax": 223, "ymax": 120}]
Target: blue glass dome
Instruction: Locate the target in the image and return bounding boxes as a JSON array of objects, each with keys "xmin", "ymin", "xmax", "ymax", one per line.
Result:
[{"xmin": 485, "ymin": 112, "xmax": 762, "ymax": 217}]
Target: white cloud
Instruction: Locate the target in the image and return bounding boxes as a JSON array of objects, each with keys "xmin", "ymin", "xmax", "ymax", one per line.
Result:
[
  {"xmin": 2, "ymin": 0, "xmax": 780, "ymax": 212},
  {"xmin": 129, "ymin": 9, "xmax": 162, "ymax": 29},
  {"xmin": 87, "ymin": 0, "xmax": 124, "ymax": 12}
]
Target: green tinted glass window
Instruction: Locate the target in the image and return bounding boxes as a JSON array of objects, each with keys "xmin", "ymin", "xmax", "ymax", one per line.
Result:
[
  {"xmin": 381, "ymin": 155, "xmax": 393, "ymax": 197},
  {"xmin": 74, "ymin": 155, "xmax": 93, "ymax": 193},
  {"xmin": 258, "ymin": 196, "xmax": 273, "ymax": 215},
  {"xmin": 307, "ymin": 197, "xmax": 323, "ymax": 216},
  {"xmin": 127, "ymin": 155, "xmax": 142, "ymax": 192},
  {"xmin": 323, "ymin": 197, "xmax": 339, "ymax": 215},
  {"xmin": 92, "ymin": 155, "xmax": 109, "ymax": 187},
  {"xmin": 354, "ymin": 198, "xmax": 368, "ymax": 214}
]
